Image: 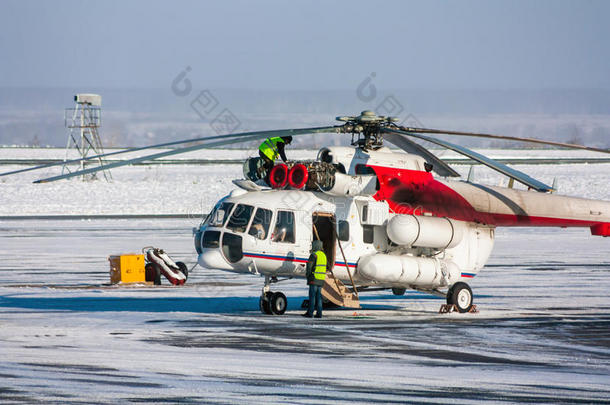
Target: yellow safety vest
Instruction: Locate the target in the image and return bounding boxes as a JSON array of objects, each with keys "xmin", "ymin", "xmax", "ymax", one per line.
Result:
[
  {"xmin": 258, "ymin": 137, "xmax": 283, "ymax": 161},
  {"xmin": 314, "ymin": 250, "xmax": 327, "ymax": 281}
]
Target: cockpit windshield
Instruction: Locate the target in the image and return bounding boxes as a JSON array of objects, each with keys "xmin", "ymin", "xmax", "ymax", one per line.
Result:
[
  {"xmin": 207, "ymin": 202, "xmax": 235, "ymax": 227},
  {"xmin": 226, "ymin": 204, "xmax": 254, "ymax": 233}
]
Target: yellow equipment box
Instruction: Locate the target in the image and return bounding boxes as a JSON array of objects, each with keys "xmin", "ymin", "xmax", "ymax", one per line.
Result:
[{"xmin": 109, "ymin": 254, "xmax": 146, "ymax": 284}]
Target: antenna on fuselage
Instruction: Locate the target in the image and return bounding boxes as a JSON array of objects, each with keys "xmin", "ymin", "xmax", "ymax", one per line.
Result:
[{"xmin": 467, "ymin": 165, "xmax": 475, "ymax": 182}]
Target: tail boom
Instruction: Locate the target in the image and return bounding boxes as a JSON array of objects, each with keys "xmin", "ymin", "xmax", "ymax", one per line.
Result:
[{"xmin": 369, "ymin": 165, "xmax": 610, "ymax": 235}]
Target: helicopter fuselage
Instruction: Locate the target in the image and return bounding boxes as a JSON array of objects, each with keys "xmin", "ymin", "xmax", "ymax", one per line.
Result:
[
  {"xmin": 194, "ymin": 146, "xmax": 610, "ymax": 292},
  {"xmin": 195, "ymin": 189, "xmax": 495, "ymax": 290}
]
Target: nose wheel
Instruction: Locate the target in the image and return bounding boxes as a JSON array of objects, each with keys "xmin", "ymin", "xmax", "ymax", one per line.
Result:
[{"xmin": 259, "ymin": 276, "xmax": 288, "ymax": 315}]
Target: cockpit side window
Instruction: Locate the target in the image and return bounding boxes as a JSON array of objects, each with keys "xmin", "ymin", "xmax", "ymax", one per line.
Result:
[
  {"xmin": 207, "ymin": 202, "xmax": 235, "ymax": 227},
  {"xmin": 337, "ymin": 220, "xmax": 349, "ymax": 241},
  {"xmin": 248, "ymin": 208, "xmax": 273, "ymax": 240},
  {"xmin": 271, "ymin": 210, "xmax": 295, "ymax": 243},
  {"xmin": 226, "ymin": 204, "xmax": 254, "ymax": 233}
]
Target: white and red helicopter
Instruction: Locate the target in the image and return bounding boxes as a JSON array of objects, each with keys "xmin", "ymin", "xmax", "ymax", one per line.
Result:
[{"xmin": 10, "ymin": 111, "xmax": 610, "ymax": 315}]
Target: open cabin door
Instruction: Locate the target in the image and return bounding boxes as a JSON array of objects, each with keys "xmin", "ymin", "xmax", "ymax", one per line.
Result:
[
  {"xmin": 311, "ymin": 212, "xmax": 360, "ymax": 309},
  {"xmin": 311, "ymin": 212, "xmax": 336, "ymax": 268}
]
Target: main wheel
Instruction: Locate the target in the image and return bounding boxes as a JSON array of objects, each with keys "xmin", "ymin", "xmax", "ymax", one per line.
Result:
[
  {"xmin": 448, "ymin": 282, "xmax": 473, "ymax": 313},
  {"xmin": 269, "ymin": 292, "xmax": 287, "ymax": 315},
  {"xmin": 259, "ymin": 292, "xmax": 272, "ymax": 315},
  {"xmin": 392, "ymin": 287, "xmax": 406, "ymax": 296},
  {"xmin": 446, "ymin": 284, "xmax": 455, "ymax": 305},
  {"xmin": 175, "ymin": 261, "xmax": 188, "ymax": 281}
]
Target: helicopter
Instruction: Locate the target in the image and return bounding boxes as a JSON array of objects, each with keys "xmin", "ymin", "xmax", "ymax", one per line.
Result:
[{"xmin": 5, "ymin": 110, "xmax": 610, "ymax": 315}]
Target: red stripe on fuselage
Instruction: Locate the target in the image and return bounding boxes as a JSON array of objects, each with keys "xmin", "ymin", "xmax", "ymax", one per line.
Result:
[
  {"xmin": 370, "ymin": 165, "xmax": 482, "ymax": 220},
  {"xmin": 243, "ymin": 253, "xmax": 357, "ymax": 268},
  {"xmin": 368, "ymin": 165, "xmax": 609, "ymax": 228}
]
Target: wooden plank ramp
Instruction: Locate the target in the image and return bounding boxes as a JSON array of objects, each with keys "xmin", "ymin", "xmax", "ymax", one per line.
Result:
[{"xmin": 322, "ymin": 273, "xmax": 360, "ymax": 308}]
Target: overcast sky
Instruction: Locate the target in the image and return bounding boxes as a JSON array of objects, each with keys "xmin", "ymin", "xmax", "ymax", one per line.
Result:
[{"xmin": 1, "ymin": 0, "xmax": 609, "ymax": 91}]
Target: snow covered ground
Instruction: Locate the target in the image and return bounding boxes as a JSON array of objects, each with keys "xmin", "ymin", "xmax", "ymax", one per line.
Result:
[{"xmin": 0, "ymin": 148, "xmax": 609, "ymax": 403}]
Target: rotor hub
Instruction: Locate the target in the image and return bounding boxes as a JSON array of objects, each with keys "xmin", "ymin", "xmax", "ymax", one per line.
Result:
[{"xmin": 336, "ymin": 111, "xmax": 399, "ymax": 149}]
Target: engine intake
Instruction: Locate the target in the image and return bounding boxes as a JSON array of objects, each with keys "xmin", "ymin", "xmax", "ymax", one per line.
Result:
[
  {"xmin": 269, "ymin": 164, "xmax": 288, "ymax": 189},
  {"xmin": 265, "ymin": 160, "xmax": 378, "ymax": 196},
  {"xmin": 288, "ymin": 164, "xmax": 309, "ymax": 189}
]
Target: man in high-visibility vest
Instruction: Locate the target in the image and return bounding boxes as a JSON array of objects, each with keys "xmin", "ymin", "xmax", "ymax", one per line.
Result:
[
  {"xmin": 303, "ymin": 240, "xmax": 327, "ymax": 318},
  {"xmin": 258, "ymin": 136, "xmax": 293, "ymax": 172}
]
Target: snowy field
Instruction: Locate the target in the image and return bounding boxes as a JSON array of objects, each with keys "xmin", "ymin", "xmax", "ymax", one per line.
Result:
[{"xmin": 0, "ymin": 148, "xmax": 609, "ymax": 403}]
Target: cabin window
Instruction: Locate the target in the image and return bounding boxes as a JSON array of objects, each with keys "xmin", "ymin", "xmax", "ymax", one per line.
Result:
[
  {"xmin": 226, "ymin": 204, "xmax": 254, "ymax": 233},
  {"xmin": 363, "ymin": 225, "xmax": 374, "ymax": 244},
  {"xmin": 337, "ymin": 220, "xmax": 349, "ymax": 241},
  {"xmin": 272, "ymin": 210, "xmax": 295, "ymax": 243},
  {"xmin": 207, "ymin": 202, "xmax": 235, "ymax": 227},
  {"xmin": 248, "ymin": 208, "xmax": 273, "ymax": 240},
  {"xmin": 202, "ymin": 230, "xmax": 221, "ymax": 248}
]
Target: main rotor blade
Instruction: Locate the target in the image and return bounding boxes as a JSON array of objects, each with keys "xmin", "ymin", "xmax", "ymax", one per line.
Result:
[
  {"xmin": 2, "ymin": 125, "xmax": 338, "ymax": 178},
  {"xmin": 34, "ymin": 126, "xmax": 340, "ymax": 183},
  {"xmin": 384, "ymin": 128, "xmax": 553, "ymax": 192},
  {"xmin": 397, "ymin": 126, "xmax": 610, "ymax": 154},
  {"xmin": 382, "ymin": 131, "xmax": 460, "ymax": 177},
  {"xmin": 1, "ymin": 146, "xmax": 154, "ymax": 178}
]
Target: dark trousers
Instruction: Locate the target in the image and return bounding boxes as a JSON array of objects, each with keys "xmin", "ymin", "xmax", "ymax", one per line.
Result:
[
  {"xmin": 258, "ymin": 150, "xmax": 274, "ymax": 171},
  {"xmin": 307, "ymin": 284, "xmax": 323, "ymax": 317},
  {"xmin": 259, "ymin": 150, "xmax": 275, "ymax": 183}
]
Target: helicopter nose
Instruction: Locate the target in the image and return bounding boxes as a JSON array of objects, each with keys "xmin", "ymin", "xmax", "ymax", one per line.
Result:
[
  {"xmin": 196, "ymin": 228, "xmax": 237, "ymax": 271},
  {"xmin": 193, "ymin": 226, "xmax": 204, "ymax": 254},
  {"xmin": 196, "ymin": 228, "xmax": 244, "ymax": 266}
]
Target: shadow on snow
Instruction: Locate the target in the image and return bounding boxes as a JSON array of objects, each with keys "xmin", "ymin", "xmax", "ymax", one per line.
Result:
[{"xmin": 0, "ymin": 294, "xmax": 413, "ymax": 314}]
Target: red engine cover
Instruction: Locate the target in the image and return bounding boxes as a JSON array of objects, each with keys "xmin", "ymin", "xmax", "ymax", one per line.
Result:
[
  {"xmin": 269, "ymin": 164, "xmax": 288, "ymax": 189},
  {"xmin": 288, "ymin": 164, "xmax": 308, "ymax": 189}
]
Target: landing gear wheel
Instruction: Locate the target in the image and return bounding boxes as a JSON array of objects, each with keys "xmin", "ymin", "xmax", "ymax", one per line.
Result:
[
  {"xmin": 145, "ymin": 263, "xmax": 161, "ymax": 285},
  {"xmin": 269, "ymin": 292, "xmax": 287, "ymax": 315},
  {"xmin": 175, "ymin": 261, "xmax": 188, "ymax": 281},
  {"xmin": 392, "ymin": 287, "xmax": 406, "ymax": 296},
  {"xmin": 447, "ymin": 282, "xmax": 473, "ymax": 313},
  {"xmin": 446, "ymin": 284, "xmax": 454, "ymax": 305},
  {"xmin": 259, "ymin": 292, "xmax": 272, "ymax": 315}
]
